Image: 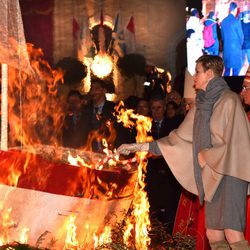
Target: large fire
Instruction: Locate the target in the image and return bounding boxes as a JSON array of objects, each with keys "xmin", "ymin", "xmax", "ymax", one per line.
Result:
[
  {"xmin": 116, "ymin": 101, "xmax": 153, "ymax": 249},
  {"xmin": 0, "ymin": 39, "xmax": 153, "ymax": 249},
  {"xmin": 7, "ymin": 43, "xmax": 65, "ymax": 148}
]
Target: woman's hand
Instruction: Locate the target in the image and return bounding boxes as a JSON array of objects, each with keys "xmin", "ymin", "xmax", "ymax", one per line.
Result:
[{"xmin": 117, "ymin": 143, "xmax": 149, "ymax": 155}]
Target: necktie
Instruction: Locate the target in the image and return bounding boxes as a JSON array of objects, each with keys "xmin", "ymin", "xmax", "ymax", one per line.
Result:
[
  {"xmin": 92, "ymin": 107, "xmax": 100, "ymax": 129},
  {"xmin": 155, "ymin": 121, "xmax": 161, "ymax": 139},
  {"xmin": 94, "ymin": 107, "xmax": 99, "ymax": 114},
  {"xmin": 155, "ymin": 121, "xmax": 161, "ymax": 129}
]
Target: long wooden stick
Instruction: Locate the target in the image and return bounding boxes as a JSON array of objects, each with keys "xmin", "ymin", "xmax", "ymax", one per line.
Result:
[{"xmin": 1, "ymin": 63, "xmax": 8, "ymax": 150}]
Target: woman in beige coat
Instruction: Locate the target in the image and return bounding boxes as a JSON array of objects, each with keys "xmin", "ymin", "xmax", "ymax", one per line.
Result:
[{"xmin": 118, "ymin": 55, "xmax": 250, "ymax": 249}]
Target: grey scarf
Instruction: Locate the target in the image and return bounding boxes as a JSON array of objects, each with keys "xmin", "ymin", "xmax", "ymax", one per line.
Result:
[{"xmin": 193, "ymin": 77, "xmax": 229, "ymax": 203}]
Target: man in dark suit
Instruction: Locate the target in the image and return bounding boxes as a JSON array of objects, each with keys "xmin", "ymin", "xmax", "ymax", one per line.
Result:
[
  {"xmin": 146, "ymin": 96, "xmax": 182, "ymax": 233},
  {"xmin": 82, "ymin": 78, "xmax": 115, "ymax": 152},
  {"xmin": 221, "ymin": 2, "xmax": 244, "ymax": 76},
  {"xmin": 83, "ymin": 77, "xmax": 134, "ymax": 152},
  {"xmin": 62, "ymin": 90, "xmax": 88, "ymax": 148}
]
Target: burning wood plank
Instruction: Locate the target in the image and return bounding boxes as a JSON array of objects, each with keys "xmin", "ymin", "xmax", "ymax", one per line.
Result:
[{"xmin": 0, "ymin": 148, "xmax": 137, "ymax": 248}]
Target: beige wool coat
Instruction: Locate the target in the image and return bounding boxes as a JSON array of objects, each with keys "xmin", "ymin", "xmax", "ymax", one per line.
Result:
[{"xmin": 157, "ymin": 89, "xmax": 250, "ymax": 202}]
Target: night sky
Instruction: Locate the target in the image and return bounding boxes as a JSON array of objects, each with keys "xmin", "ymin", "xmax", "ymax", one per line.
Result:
[{"xmin": 186, "ymin": 0, "xmax": 202, "ymax": 11}]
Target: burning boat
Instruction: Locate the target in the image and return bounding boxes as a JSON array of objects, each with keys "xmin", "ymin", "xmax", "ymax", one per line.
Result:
[
  {"xmin": 0, "ymin": 146, "xmax": 138, "ymax": 248},
  {"xmin": 0, "ymin": 1, "xmax": 152, "ymax": 248}
]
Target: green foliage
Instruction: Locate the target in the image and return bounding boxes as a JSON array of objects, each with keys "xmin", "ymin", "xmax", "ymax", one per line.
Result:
[{"xmin": 0, "ymin": 216, "xmax": 195, "ymax": 250}]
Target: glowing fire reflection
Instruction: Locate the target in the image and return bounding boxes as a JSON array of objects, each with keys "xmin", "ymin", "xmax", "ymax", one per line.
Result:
[{"xmin": 91, "ymin": 53, "xmax": 113, "ymax": 78}]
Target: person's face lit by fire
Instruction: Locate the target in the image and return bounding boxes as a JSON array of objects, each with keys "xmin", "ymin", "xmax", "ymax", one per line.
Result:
[
  {"xmin": 137, "ymin": 100, "xmax": 150, "ymax": 116},
  {"xmin": 68, "ymin": 95, "xmax": 82, "ymax": 114},
  {"xmin": 150, "ymin": 100, "xmax": 165, "ymax": 122},
  {"xmin": 89, "ymin": 82, "xmax": 106, "ymax": 105},
  {"xmin": 166, "ymin": 103, "xmax": 176, "ymax": 119}
]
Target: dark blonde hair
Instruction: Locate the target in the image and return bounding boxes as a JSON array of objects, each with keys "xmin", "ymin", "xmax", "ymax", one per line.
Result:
[{"xmin": 196, "ymin": 55, "xmax": 224, "ymax": 77}]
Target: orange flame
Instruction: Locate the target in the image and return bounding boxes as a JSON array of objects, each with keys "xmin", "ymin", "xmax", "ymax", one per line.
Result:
[
  {"xmin": 0, "ymin": 43, "xmax": 66, "ymax": 212},
  {"xmin": 93, "ymin": 226, "xmax": 112, "ymax": 248},
  {"xmin": 67, "ymin": 119, "xmax": 120, "ymax": 171},
  {"xmin": 0, "ymin": 41, "xmax": 153, "ymax": 248},
  {"xmin": 19, "ymin": 227, "xmax": 29, "ymax": 244},
  {"xmin": 0, "ymin": 204, "xmax": 17, "ymax": 246},
  {"xmin": 64, "ymin": 215, "xmax": 79, "ymax": 250},
  {"xmin": 0, "ymin": 41, "xmax": 118, "ymax": 248},
  {"xmin": 116, "ymin": 102, "xmax": 152, "ymax": 249},
  {"xmin": 2, "ymin": 208, "xmax": 15, "ymax": 228},
  {"xmin": 7, "ymin": 163, "xmax": 21, "ymax": 187},
  {"xmin": 67, "ymin": 152, "xmax": 93, "ymax": 169},
  {"xmin": 166, "ymin": 71, "xmax": 172, "ymax": 93},
  {"xmin": 8, "ymin": 43, "xmax": 65, "ymax": 148}
]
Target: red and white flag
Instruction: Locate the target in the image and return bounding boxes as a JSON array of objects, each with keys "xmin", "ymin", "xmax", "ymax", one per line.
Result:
[
  {"xmin": 125, "ymin": 16, "xmax": 136, "ymax": 54},
  {"xmin": 0, "ymin": 149, "xmax": 135, "ymax": 248},
  {"xmin": 72, "ymin": 17, "xmax": 80, "ymax": 40}
]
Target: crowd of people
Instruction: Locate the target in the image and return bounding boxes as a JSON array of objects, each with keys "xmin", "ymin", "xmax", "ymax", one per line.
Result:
[
  {"xmin": 186, "ymin": 2, "xmax": 250, "ymax": 76},
  {"xmin": 60, "ymin": 53, "xmax": 250, "ymax": 247},
  {"xmin": 61, "ymin": 73, "xmax": 188, "ymax": 233},
  {"xmin": 118, "ymin": 55, "xmax": 250, "ymax": 249},
  {"xmin": 62, "ymin": 78, "xmax": 187, "ymax": 151}
]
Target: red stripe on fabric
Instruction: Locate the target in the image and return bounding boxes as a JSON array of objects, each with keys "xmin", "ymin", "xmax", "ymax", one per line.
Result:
[
  {"xmin": 72, "ymin": 17, "xmax": 80, "ymax": 40},
  {"xmin": 173, "ymin": 191, "xmax": 210, "ymax": 250},
  {"xmin": 126, "ymin": 16, "xmax": 135, "ymax": 33},
  {"xmin": 0, "ymin": 150, "xmax": 136, "ymax": 200},
  {"xmin": 174, "ymin": 191, "xmax": 250, "ymax": 248}
]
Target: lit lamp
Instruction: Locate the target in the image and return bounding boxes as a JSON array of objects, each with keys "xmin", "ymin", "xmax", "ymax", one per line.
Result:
[{"xmin": 91, "ymin": 53, "xmax": 113, "ymax": 79}]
